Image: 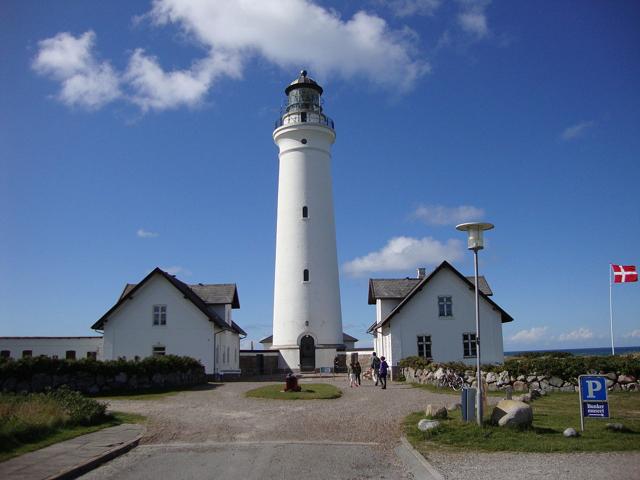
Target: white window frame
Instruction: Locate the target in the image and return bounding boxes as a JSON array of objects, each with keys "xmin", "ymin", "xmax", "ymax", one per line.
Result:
[
  {"xmin": 462, "ymin": 332, "xmax": 477, "ymax": 358},
  {"xmin": 417, "ymin": 335, "xmax": 432, "ymax": 359},
  {"xmin": 152, "ymin": 345, "xmax": 166, "ymax": 356},
  {"xmin": 153, "ymin": 305, "xmax": 167, "ymax": 326},
  {"xmin": 438, "ymin": 296, "xmax": 453, "ymax": 317}
]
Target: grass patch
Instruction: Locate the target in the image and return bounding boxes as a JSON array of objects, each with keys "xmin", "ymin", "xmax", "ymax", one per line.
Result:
[
  {"xmin": 405, "ymin": 391, "xmax": 640, "ymax": 453},
  {"xmin": 245, "ymin": 383, "xmax": 342, "ymax": 400},
  {"xmin": 411, "ymin": 382, "xmax": 505, "ymax": 397}
]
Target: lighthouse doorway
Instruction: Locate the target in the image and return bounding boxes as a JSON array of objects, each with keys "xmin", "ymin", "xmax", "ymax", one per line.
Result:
[{"xmin": 300, "ymin": 335, "xmax": 315, "ymax": 372}]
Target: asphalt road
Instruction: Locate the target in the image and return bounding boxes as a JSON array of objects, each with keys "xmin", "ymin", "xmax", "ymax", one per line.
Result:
[{"xmin": 79, "ymin": 441, "xmax": 419, "ymax": 480}]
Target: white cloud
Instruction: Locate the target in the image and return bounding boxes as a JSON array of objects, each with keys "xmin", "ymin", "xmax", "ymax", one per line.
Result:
[
  {"xmin": 163, "ymin": 265, "xmax": 192, "ymax": 276},
  {"xmin": 32, "ymin": 31, "xmax": 121, "ymax": 109},
  {"xmin": 412, "ymin": 204, "xmax": 485, "ymax": 226},
  {"xmin": 561, "ymin": 120, "xmax": 595, "ymax": 141},
  {"xmin": 137, "ymin": 228, "xmax": 159, "ymax": 238},
  {"xmin": 557, "ymin": 328, "xmax": 594, "ymax": 342},
  {"xmin": 457, "ymin": 0, "xmax": 491, "ymax": 39},
  {"xmin": 509, "ymin": 326, "xmax": 549, "ymax": 343},
  {"xmin": 379, "ymin": 0, "xmax": 442, "ymax": 17},
  {"xmin": 625, "ymin": 329, "xmax": 640, "ymax": 339},
  {"xmin": 147, "ymin": 0, "xmax": 429, "ymax": 93},
  {"xmin": 343, "ymin": 236, "xmax": 463, "ymax": 276},
  {"xmin": 125, "ymin": 49, "xmax": 242, "ymax": 111}
]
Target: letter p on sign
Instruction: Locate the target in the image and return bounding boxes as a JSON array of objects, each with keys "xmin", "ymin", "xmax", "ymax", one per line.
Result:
[{"xmin": 585, "ymin": 380, "xmax": 602, "ymax": 399}]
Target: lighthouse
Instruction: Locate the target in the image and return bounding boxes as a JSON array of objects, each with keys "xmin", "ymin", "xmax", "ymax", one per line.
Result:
[{"xmin": 271, "ymin": 71, "xmax": 344, "ymax": 371}]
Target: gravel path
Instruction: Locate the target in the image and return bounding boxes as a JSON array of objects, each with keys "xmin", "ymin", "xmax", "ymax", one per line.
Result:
[{"xmin": 104, "ymin": 377, "xmax": 456, "ymax": 447}]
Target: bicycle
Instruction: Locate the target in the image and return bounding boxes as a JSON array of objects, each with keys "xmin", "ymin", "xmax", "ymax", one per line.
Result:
[{"xmin": 437, "ymin": 370, "xmax": 465, "ymax": 391}]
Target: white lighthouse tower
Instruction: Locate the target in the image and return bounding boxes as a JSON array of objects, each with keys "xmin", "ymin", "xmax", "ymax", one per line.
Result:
[{"xmin": 271, "ymin": 71, "xmax": 344, "ymax": 371}]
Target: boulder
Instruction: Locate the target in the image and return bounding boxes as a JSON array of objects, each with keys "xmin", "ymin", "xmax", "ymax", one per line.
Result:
[
  {"xmin": 617, "ymin": 374, "xmax": 636, "ymax": 384},
  {"xmin": 513, "ymin": 381, "xmax": 527, "ymax": 392},
  {"xmin": 563, "ymin": 428, "xmax": 579, "ymax": 438},
  {"xmin": 529, "ymin": 381, "xmax": 540, "ymax": 390},
  {"xmin": 485, "ymin": 372, "xmax": 498, "ymax": 384},
  {"xmin": 537, "ymin": 375, "xmax": 546, "ymax": 381},
  {"xmin": 497, "ymin": 371, "xmax": 510, "ymax": 386},
  {"xmin": 418, "ymin": 419, "xmax": 440, "ymax": 432},
  {"xmin": 561, "ymin": 385, "xmax": 575, "ymax": 393},
  {"xmin": 425, "ymin": 404, "xmax": 448, "ymax": 419},
  {"xmin": 529, "ymin": 389, "xmax": 541, "ymax": 400},
  {"xmin": 549, "ymin": 376, "xmax": 563, "ymax": 388},
  {"xmin": 434, "ymin": 367, "xmax": 445, "ymax": 381},
  {"xmin": 611, "ymin": 383, "xmax": 622, "ymax": 391},
  {"xmin": 605, "ymin": 378, "xmax": 615, "ymax": 389},
  {"xmin": 490, "ymin": 400, "xmax": 533, "ymax": 428},
  {"xmin": 526, "ymin": 375, "xmax": 537, "ymax": 383},
  {"xmin": 605, "ymin": 372, "xmax": 617, "ymax": 381},
  {"xmin": 447, "ymin": 402, "xmax": 461, "ymax": 412},
  {"xmin": 517, "ymin": 375, "xmax": 526, "ymax": 382},
  {"xmin": 625, "ymin": 383, "xmax": 638, "ymax": 391}
]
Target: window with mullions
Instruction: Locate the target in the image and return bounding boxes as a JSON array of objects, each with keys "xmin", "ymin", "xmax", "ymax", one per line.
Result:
[
  {"xmin": 438, "ymin": 296, "xmax": 453, "ymax": 317},
  {"xmin": 153, "ymin": 305, "xmax": 167, "ymax": 326},
  {"xmin": 463, "ymin": 333, "xmax": 477, "ymax": 357},
  {"xmin": 152, "ymin": 346, "xmax": 166, "ymax": 356},
  {"xmin": 417, "ymin": 335, "xmax": 432, "ymax": 359}
]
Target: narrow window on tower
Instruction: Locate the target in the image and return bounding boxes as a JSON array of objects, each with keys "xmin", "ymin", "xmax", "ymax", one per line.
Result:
[
  {"xmin": 303, "ymin": 269, "xmax": 310, "ymax": 282},
  {"xmin": 302, "ymin": 206, "xmax": 308, "ymax": 218}
]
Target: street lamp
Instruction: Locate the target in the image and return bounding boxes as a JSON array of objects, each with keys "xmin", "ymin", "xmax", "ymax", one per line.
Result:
[{"xmin": 456, "ymin": 222, "xmax": 494, "ymax": 427}]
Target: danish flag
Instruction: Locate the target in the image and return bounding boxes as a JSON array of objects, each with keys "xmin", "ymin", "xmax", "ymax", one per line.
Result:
[{"xmin": 611, "ymin": 265, "xmax": 638, "ymax": 283}]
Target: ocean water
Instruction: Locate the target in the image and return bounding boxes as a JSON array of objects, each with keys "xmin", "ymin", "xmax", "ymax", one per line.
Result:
[{"xmin": 505, "ymin": 346, "xmax": 640, "ymax": 357}]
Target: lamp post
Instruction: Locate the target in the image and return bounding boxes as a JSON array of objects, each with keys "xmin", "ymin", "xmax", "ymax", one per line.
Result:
[{"xmin": 456, "ymin": 222, "xmax": 494, "ymax": 427}]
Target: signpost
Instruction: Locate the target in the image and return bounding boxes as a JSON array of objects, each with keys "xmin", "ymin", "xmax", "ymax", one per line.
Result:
[{"xmin": 578, "ymin": 375, "xmax": 609, "ymax": 431}]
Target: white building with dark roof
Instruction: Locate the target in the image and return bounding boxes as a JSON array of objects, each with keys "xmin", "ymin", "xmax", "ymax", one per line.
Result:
[
  {"xmin": 367, "ymin": 261, "xmax": 513, "ymax": 375},
  {"xmin": 92, "ymin": 267, "xmax": 245, "ymax": 375}
]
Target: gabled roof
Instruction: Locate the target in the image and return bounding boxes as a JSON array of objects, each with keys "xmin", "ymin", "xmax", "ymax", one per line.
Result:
[
  {"xmin": 259, "ymin": 332, "xmax": 359, "ymax": 344},
  {"xmin": 92, "ymin": 268, "xmax": 246, "ymax": 335},
  {"xmin": 368, "ymin": 275, "xmax": 492, "ymax": 304},
  {"xmin": 367, "ymin": 261, "xmax": 513, "ymax": 333},
  {"xmin": 120, "ymin": 283, "xmax": 239, "ymax": 308}
]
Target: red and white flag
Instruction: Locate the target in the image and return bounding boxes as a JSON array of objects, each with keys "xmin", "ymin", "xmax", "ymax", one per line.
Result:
[{"xmin": 611, "ymin": 264, "xmax": 638, "ymax": 283}]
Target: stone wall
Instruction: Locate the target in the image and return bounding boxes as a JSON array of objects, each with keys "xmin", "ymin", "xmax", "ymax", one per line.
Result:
[
  {"xmin": 1, "ymin": 368, "xmax": 206, "ymax": 395},
  {"xmin": 402, "ymin": 367, "xmax": 639, "ymax": 393}
]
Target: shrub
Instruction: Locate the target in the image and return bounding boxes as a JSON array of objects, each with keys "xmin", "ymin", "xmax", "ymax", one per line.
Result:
[{"xmin": 49, "ymin": 387, "xmax": 107, "ymax": 424}]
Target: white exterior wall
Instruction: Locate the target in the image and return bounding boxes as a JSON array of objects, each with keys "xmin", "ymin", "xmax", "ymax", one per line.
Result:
[
  {"xmin": 272, "ymin": 122, "xmax": 343, "ymax": 367},
  {"xmin": 0, "ymin": 337, "xmax": 103, "ymax": 360},
  {"xmin": 101, "ymin": 274, "xmax": 237, "ymax": 374},
  {"xmin": 388, "ymin": 269, "xmax": 504, "ymax": 366}
]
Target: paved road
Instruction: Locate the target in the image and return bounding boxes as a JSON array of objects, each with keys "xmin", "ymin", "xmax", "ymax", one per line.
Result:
[{"xmin": 80, "ymin": 441, "xmax": 417, "ymax": 480}]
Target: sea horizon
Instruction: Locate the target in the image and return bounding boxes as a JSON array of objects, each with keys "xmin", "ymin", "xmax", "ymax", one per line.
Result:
[{"xmin": 505, "ymin": 345, "xmax": 640, "ymax": 357}]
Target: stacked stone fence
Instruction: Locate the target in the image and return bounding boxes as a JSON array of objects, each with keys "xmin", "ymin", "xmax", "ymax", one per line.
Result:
[
  {"xmin": 0, "ymin": 355, "xmax": 206, "ymax": 395},
  {"xmin": 403, "ymin": 366, "xmax": 639, "ymax": 393}
]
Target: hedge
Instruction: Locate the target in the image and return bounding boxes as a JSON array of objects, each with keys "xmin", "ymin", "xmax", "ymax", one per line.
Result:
[
  {"xmin": 0, "ymin": 355, "xmax": 204, "ymax": 382},
  {"xmin": 399, "ymin": 353, "xmax": 640, "ymax": 381}
]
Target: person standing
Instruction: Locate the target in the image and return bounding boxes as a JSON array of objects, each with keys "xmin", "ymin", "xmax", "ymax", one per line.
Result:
[
  {"xmin": 354, "ymin": 361, "xmax": 362, "ymax": 386},
  {"xmin": 379, "ymin": 356, "xmax": 389, "ymax": 390},
  {"xmin": 371, "ymin": 352, "xmax": 381, "ymax": 386},
  {"xmin": 347, "ymin": 361, "xmax": 358, "ymax": 388}
]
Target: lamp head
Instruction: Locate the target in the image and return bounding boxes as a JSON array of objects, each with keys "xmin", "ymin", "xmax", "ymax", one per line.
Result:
[{"xmin": 456, "ymin": 222, "xmax": 494, "ymax": 250}]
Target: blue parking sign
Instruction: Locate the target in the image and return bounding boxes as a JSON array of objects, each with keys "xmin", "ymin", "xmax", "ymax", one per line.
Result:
[
  {"xmin": 578, "ymin": 375, "xmax": 609, "ymax": 430},
  {"xmin": 579, "ymin": 376, "xmax": 608, "ymax": 402}
]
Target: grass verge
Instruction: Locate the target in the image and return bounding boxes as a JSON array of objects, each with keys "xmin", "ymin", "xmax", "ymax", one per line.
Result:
[
  {"xmin": 245, "ymin": 383, "xmax": 342, "ymax": 400},
  {"xmin": 0, "ymin": 411, "xmax": 146, "ymax": 463},
  {"xmin": 404, "ymin": 391, "xmax": 640, "ymax": 453},
  {"xmin": 411, "ymin": 382, "xmax": 505, "ymax": 397}
]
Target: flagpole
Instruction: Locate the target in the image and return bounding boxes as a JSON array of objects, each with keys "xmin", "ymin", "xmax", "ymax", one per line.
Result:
[{"xmin": 609, "ymin": 264, "xmax": 615, "ymax": 355}]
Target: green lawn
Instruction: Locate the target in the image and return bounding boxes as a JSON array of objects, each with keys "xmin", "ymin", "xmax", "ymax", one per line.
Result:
[
  {"xmin": 405, "ymin": 392, "xmax": 640, "ymax": 452},
  {"xmin": 245, "ymin": 383, "xmax": 342, "ymax": 400},
  {"xmin": 0, "ymin": 411, "xmax": 146, "ymax": 462},
  {"xmin": 411, "ymin": 382, "xmax": 505, "ymax": 397}
]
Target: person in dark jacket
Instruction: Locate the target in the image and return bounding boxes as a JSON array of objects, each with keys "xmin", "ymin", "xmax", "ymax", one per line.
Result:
[
  {"xmin": 379, "ymin": 356, "xmax": 389, "ymax": 389},
  {"xmin": 371, "ymin": 352, "xmax": 381, "ymax": 386},
  {"xmin": 354, "ymin": 361, "xmax": 362, "ymax": 386}
]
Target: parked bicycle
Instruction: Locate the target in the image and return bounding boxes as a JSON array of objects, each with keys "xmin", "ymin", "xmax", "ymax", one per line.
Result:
[{"xmin": 437, "ymin": 370, "xmax": 465, "ymax": 391}]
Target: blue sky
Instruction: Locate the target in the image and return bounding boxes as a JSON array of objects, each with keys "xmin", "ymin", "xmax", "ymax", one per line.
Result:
[{"xmin": 1, "ymin": 1, "xmax": 639, "ymax": 351}]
